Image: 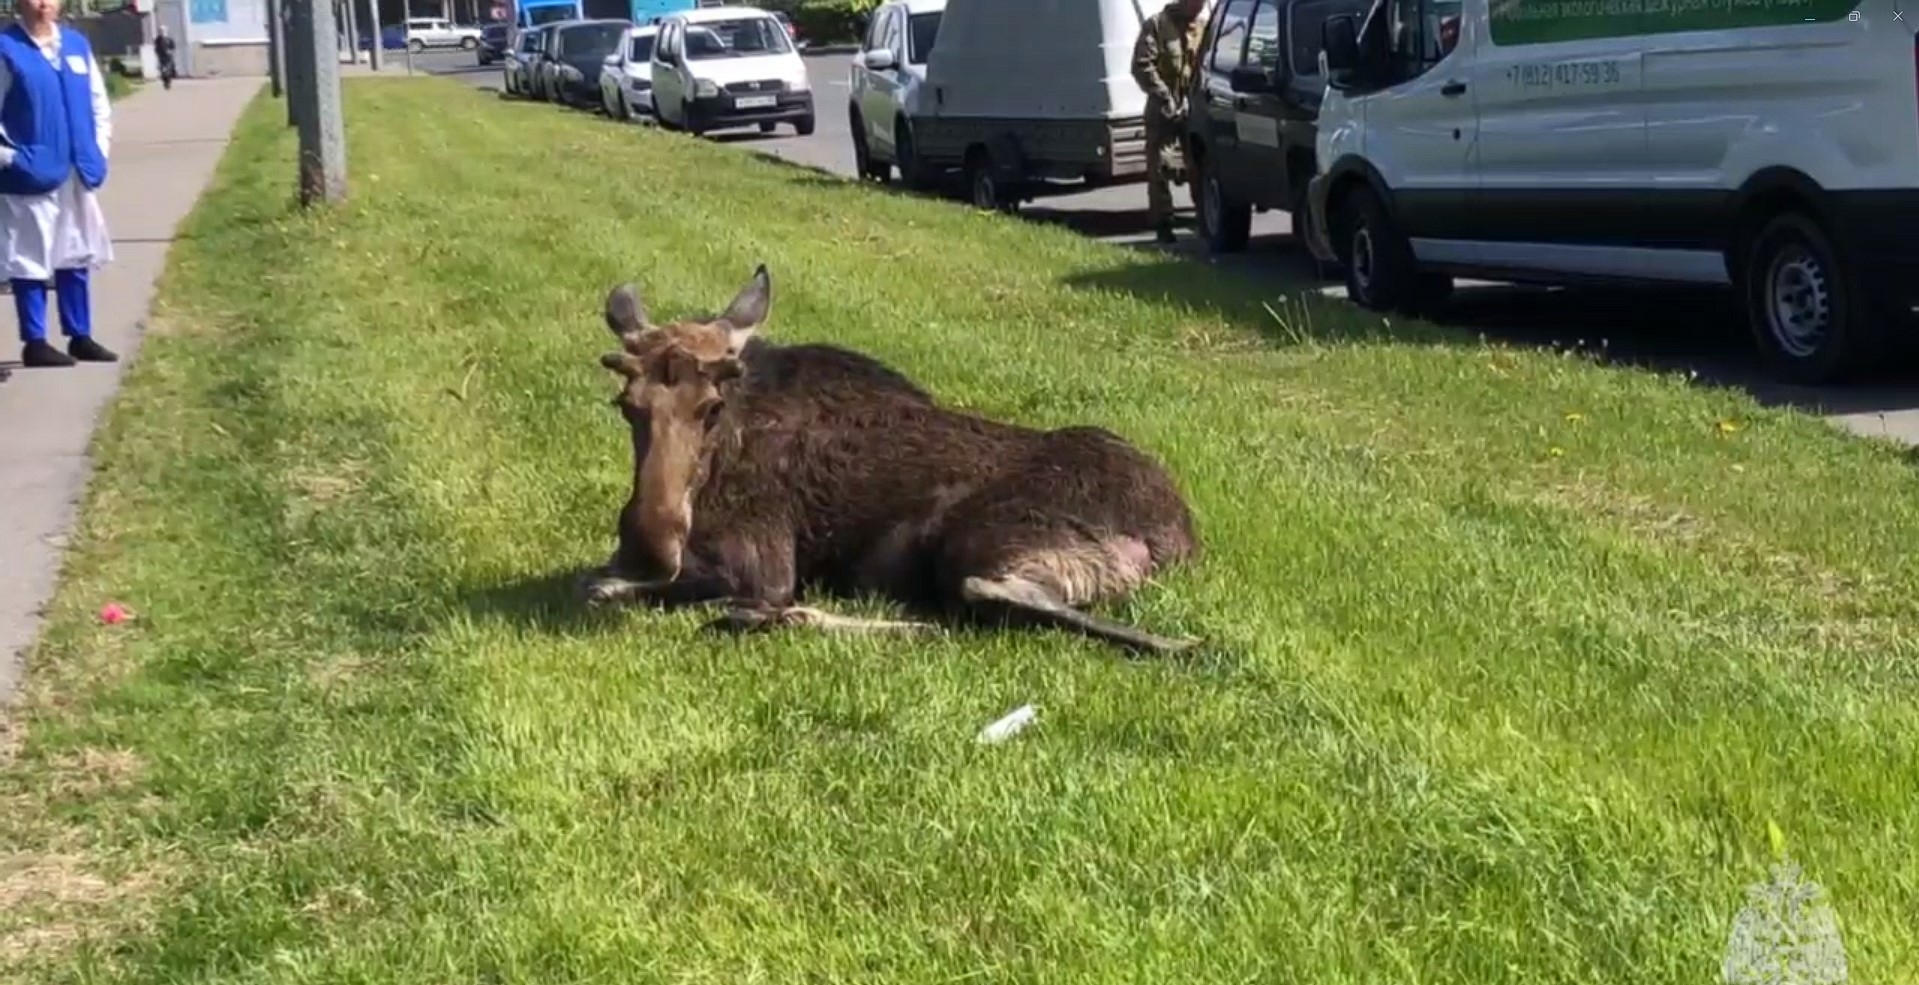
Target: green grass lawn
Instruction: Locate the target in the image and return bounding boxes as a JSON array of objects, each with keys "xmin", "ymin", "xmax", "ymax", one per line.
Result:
[{"xmin": 5, "ymin": 78, "xmax": 1919, "ymax": 983}]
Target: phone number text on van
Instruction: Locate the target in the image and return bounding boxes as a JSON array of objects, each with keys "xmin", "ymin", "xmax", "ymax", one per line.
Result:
[{"xmin": 1505, "ymin": 59, "xmax": 1625, "ymax": 89}]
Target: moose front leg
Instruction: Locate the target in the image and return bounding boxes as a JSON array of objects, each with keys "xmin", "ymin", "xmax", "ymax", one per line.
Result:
[{"xmin": 580, "ymin": 537, "xmax": 798, "ymax": 613}]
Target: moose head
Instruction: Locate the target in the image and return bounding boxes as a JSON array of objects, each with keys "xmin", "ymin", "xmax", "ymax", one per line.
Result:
[{"xmin": 597, "ymin": 265, "xmax": 771, "ymax": 582}]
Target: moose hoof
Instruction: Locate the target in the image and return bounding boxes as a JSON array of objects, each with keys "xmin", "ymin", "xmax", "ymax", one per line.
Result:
[
  {"xmin": 581, "ymin": 573, "xmax": 646, "ymax": 607},
  {"xmin": 703, "ymin": 604, "xmax": 839, "ymax": 635},
  {"xmin": 700, "ymin": 603, "xmax": 801, "ymax": 635}
]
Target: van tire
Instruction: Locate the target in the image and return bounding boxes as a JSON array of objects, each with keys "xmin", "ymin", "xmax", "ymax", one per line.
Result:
[
  {"xmin": 1333, "ymin": 187, "xmax": 1419, "ymax": 314},
  {"xmin": 1197, "ymin": 153, "xmax": 1251, "ymax": 254},
  {"xmin": 1741, "ymin": 210, "xmax": 1878, "ymax": 384},
  {"xmin": 795, "ymin": 114, "xmax": 817, "ymax": 137},
  {"xmin": 966, "ymin": 148, "xmax": 1019, "ymax": 215}
]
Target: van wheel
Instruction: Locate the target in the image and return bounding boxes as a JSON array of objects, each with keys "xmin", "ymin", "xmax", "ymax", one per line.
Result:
[
  {"xmin": 966, "ymin": 150, "xmax": 1018, "ymax": 215},
  {"xmin": 1197, "ymin": 155, "xmax": 1251, "ymax": 254},
  {"xmin": 1743, "ymin": 211, "xmax": 1877, "ymax": 384},
  {"xmin": 794, "ymin": 114, "xmax": 816, "ymax": 137},
  {"xmin": 461, "ymin": 36, "xmax": 479, "ymax": 49},
  {"xmin": 1333, "ymin": 187, "xmax": 1419, "ymax": 313},
  {"xmin": 408, "ymin": 39, "xmax": 425, "ymax": 53}
]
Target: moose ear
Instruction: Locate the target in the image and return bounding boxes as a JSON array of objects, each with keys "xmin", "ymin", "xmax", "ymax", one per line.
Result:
[
  {"xmin": 717, "ymin": 263, "xmax": 771, "ymax": 348},
  {"xmin": 600, "ymin": 351, "xmax": 641, "ymax": 376},
  {"xmin": 604, "ymin": 283, "xmax": 649, "ymax": 341}
]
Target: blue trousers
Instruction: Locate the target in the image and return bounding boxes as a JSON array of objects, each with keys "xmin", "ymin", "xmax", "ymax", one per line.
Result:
[{"xmin": 12, "ymin": 269, "xmax": 92, "ymax": 344}]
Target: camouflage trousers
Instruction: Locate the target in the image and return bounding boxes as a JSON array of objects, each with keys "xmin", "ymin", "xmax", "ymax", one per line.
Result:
[{"xmin": 1143, "ymin": 114, "xmax": 1191, "ymax": 227}]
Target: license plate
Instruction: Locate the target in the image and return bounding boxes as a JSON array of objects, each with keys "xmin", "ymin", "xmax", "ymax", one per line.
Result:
[{"xmin": 734, "ymin": 95, "xmax": 776, "ymax": 109}]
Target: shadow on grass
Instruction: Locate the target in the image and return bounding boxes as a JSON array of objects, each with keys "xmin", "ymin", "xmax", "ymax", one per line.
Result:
[
  {"xmin": 461, "ymin": 564, "xmax": 618, "ymax": 635},
  {"xmin": 1067, "ymin": 249, "xmax": 1919, "ymax": 420},
  {"xmin": 460, "ymin": 563, "xmax": 1249, "ymax": 669}
]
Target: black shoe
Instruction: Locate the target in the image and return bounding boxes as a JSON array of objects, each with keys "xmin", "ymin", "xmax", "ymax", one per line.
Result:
[
  {"xmin": 22, "ymin": 339, "xmax": 75, "ymax": 367},
  {"xmin": 69, "ymin": 337, "xmax": 118, "ymax": 363},
  {"xmin": 0, "ymin": 364, "xmax": 11, "ymax": 382},
  {"xmin": 1154, "ymin": 223, "xmax": 1177, "ymax": 245}
]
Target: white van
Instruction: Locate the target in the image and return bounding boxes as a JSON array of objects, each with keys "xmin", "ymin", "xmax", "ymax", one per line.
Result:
[
  {"xmin": 1301, "ymin": 0, "xmax": 1919, "ymax": 384},
  {"xmin": 650, "ymin": 6, "xmax": 815, "ymax": 137},
  {"xmin": 907, "ymin": 0, "xmax": 1175, "ymax": 211}
]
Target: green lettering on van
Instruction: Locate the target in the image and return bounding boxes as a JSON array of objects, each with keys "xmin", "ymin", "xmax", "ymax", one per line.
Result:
[{"xmin": 1488, "ymin": 0, "xmax": 1857, "ymax": 45}]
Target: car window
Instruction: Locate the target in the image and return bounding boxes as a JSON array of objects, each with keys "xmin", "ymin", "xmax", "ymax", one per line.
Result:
[
  {"xmin": 1387, "ymin": 0, "xmax": 1455, "ymax": 78},
  {"xmin": 862, "ymin": 7, "xmax": 887, "ymax": 50},
  {"xmin": 906, "ymin": 11, "xmax": 939, "ymax": 63},
  {"xmin": 879, "ymin": 8, "xmax": 902, "ymax": 53},
  {"xmin": 1287, "ymin": 0, "xmax": 1368, "ymax": 77},
  {"xmin": 565, "ymin": 22, "xmax": 628, "ymax": 58},
  {"xmin": 1246, "ymin": 0, "xmax": 1281, "ymax": 73},
  {"xmin": 629, "ymin": 33, "xmax": 655, "ymax": 61},
  {"xmin": 1208, "ymin": 0, "xmax": 1254, "ymax": 74},
  {"xmin": 685, "ymin": 15, "xmax": 793, "ymax": 58}
]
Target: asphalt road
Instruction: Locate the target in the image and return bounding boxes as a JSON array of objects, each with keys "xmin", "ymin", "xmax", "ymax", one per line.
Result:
[{"xmin": 419, "ymin": 49, "xmax": 1919, "ymax": 446}]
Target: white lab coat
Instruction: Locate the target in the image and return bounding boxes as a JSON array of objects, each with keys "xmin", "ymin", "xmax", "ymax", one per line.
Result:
[{"xmin": 0, "ymin": 29, "xmax": 113, "ymax": 283}]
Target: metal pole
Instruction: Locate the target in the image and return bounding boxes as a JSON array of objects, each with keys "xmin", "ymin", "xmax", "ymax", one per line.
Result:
[
  {"xmin": 368, "ymin": 0, "xmax": 385, "ymax": 70},
  {"xmin": 400, "ymin": 0, "xmax": 414, "ymax": 75},
  {"xmin": 289, "ymin": 0, "xmax": 349, "ymax": 205},
  {"xmin": 265, "ymin": 0, "xmax": 285, "ymax": 97},
  {"xmin": 342, "ymin": 0, "xmax": 359, "ymax": 65},
  {"xmin": 282, "ymin": 0, "xmax": 303, "ymax": 125}
]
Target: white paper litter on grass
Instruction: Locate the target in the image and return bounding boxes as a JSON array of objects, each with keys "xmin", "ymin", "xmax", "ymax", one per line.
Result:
[{"xmin": 976, "ymin": 704, "xmax": 1039, "ymax": 745}]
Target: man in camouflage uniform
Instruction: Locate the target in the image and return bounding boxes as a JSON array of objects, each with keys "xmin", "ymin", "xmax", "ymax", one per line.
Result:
[{"xmin": 1131, "ymin": 0, "xmax": 1209, "ymax": 244}]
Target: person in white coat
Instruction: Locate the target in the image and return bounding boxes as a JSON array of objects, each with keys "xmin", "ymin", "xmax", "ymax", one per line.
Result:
[{"xmin": 0, "ymin": 0, "xmax": 115, "ymax": 378}]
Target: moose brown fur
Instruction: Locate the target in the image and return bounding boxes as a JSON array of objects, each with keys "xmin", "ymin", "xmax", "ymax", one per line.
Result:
[{"xmin": 582, "ymin": 264, "xmax": 1203, "ymax": 653}]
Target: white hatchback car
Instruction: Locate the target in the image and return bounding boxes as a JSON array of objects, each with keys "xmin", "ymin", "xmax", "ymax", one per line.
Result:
[
  {"xmin": 846, "ymin": 0, "xmax": 944, "ymax": 185},
  {"xmin": 403, "ymin": 17, "xmax": 483, "ymax": 53},
  {"xmin": 599, "ymin": 24, "xmax": 659, "ymax": 120},
  {"xmin": 650, "ymin": 6, "xmax": 814, "ymax": 137}
]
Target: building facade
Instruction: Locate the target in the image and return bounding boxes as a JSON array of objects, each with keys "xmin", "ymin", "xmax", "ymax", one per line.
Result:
[{"xmin": 153, "ymin": 0, "xmax": 270, "ymax": 76}]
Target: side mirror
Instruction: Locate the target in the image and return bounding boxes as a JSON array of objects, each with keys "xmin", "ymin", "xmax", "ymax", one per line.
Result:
[
  {"xmin": 860, "ymin": 47, "xmax": 896, "ymax": 71},
  {"xmin": 603, "ymin": 53, "xmax": 620, "ymax": 65},
  {"xmin": 1322, "ymin": 14, "xmax": 1360, "ymax": 74},
  {"xmin": 1228, "ymin": 65, "xmax": 1272, "ymax": 94}
]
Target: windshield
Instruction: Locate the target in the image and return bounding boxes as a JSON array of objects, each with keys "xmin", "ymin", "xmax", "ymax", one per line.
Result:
[
  {"xmin": 563, "ymin": 22, "xmax": 628, "ymax": 58},
  {"xmin": 628, "ymin": 33, "xmax": 656, "ymax": 60},
  {"xmin": 526, "ymin": 6, "xmax": 572, "ymax": 26},
  {"xmin": 906, "ymin": 11, "xmax": 940, "ymax": 63},
  {"xmin": 684, "ymin": 16, "xmax": 793, "ymax": 59}
]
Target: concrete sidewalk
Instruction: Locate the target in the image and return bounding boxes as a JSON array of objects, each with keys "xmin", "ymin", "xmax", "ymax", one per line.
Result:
[{"xmin": 0, "ymin": 75, "xmax": 263, "ymax": 706}]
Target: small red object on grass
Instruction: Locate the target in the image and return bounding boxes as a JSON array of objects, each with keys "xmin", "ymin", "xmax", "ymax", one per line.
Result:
[{"xmin": 99, "ymin": 603, "xmax": 130, "ymax": 625}]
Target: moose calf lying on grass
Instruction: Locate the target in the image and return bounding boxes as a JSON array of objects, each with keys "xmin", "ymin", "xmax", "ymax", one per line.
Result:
[{"xmin": 581, "ymin": 264, "xmax": 1203, "ymax": 654}]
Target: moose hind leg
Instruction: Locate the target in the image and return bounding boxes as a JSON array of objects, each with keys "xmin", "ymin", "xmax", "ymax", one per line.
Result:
[
  {"xmin": 953, "ymin": 539, "xmax": 1197, "ymax": 655},
  {"xmin": 702, "ymin": 603, "xmax": 942, "ymax": 638}
]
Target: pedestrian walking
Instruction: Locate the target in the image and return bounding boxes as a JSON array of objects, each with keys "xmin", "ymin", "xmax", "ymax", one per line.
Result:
[
  {"xmin": 154, "ymin": 25, "xmax": 176, "ymax": 89},
  {"xmin": 1131, "ymin": 0, "xmax": 1208, "ymax": 244},
  {"xmin": 0, "ymin": 0, "xmax": 117, "ymax": 371}
]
